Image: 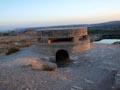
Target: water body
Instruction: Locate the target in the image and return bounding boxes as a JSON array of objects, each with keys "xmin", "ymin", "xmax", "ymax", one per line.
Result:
[{"xmin": 94, "ymin": 39, "xmax": 120, "ymax": 44}]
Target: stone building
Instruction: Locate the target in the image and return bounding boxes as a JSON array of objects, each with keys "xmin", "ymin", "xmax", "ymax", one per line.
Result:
[{"xmin": 35, "ymin": 27, "xmax": 90, "ymax": 66}]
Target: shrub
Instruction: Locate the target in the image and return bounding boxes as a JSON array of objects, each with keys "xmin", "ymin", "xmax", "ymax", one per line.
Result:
[
  {"xmin": 113, "ymin": 41, "xmax": 120, "ymax": 44},
  {"xmin": 6, "ymin": 48, "xmax": 20, "ymax": 55}
]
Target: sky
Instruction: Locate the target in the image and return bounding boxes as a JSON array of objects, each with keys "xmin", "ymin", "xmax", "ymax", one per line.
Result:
[{"xmin": 0, "ymin": 0, "xmax": 120, "ymax": 31}]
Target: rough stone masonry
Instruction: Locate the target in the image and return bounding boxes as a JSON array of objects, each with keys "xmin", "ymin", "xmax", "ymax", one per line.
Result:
[{"xmin": 35, "ymin": 27, "xmax": 91, "ymax": 63}]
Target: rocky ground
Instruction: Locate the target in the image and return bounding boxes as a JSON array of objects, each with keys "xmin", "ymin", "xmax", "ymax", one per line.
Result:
[{"xmin": 0, "ymin": 43, "xmax": 120, "ymax": 90}]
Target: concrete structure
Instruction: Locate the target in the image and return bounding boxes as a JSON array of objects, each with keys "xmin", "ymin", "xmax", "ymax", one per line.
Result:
[{"xmin": 36, "ymin": 27, "xmax": 90, "ymax": 64}]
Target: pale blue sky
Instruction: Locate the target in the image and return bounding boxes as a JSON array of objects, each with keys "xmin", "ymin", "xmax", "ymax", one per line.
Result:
[{"xmin": 0, "ymin": 0, "xmax": 120, "ymax": 30}]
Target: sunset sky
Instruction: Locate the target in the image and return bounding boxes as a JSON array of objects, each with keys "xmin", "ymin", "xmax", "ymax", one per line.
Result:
[{"xmin": 0, "ymin": 0, "xmax": 120, "ymax": 31}]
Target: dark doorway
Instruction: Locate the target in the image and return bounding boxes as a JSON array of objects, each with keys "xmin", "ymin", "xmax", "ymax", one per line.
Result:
[{"xmin": 56, "ymin": 50, "xmax": 70, "ymax": 67}]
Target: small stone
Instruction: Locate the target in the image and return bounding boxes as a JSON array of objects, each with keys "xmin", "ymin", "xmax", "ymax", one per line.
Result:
[
  {"xmin": 114, "ymin": 72, "xmax": 120, "ymax": 88},
  {"xmin": 73, "ymin": 61, "xmax": 78, "ymax": 64},
  {"xmin": 84, "ymin": 78, "xmax": 94, "ymax": 84},
  {"xmin": 112, "ymin": 86, "xmax": 115, "ymax": 89},
  {"xmin": 71, "ymin": 86, "xmax": 83, "ymax": 90},
  {"xmin": 116, "ymin": 73, "xmax": 120, "ymax": 77}
]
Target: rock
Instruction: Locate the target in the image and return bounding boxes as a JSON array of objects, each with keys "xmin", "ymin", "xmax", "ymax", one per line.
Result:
[
  {"xmin": 30, "ymin": 60, "xmax": 43, "ymax": 69},
  {"xmin": 41, "ymin": 61, "xmax": 57, "ymax": 71},
  {"xmin": 84, "ymin": 78, "xmax": 94, "ymax": 84},
  {"xmin": 26, "ymin": 88, "xmax": 29, "ymax": 90},
  {"xmin": 114, "ymin": 71, "xmax": 120, "ymax": 89},
  {"xmin": 71, "ymin": 86, "xmax": 83, "ymax": 90},
  {"xmin": 22, "ymin": 58, "xmax": 57, "ymax": 71}
]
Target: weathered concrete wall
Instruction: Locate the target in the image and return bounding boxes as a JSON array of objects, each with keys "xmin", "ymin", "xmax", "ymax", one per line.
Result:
[
  {"xmin": 37, "ymin": 27, "xmax": 88, "ymax": 38},
  {"xmin": 35, "ymin": 39, "xmax": 90, "ymax": 56},
  {"xmin": 35, "ymin": 27, "xmax": 91, "ymax": 59}
]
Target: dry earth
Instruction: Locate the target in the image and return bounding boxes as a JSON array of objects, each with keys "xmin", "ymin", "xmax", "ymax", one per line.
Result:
[
  {"xmin": 0, "ymin": 35, "xmax": 37, "ymax": 54},
  {"xmin": 0, "ymin": 43, "xmax": 120, "ymax": 90}
]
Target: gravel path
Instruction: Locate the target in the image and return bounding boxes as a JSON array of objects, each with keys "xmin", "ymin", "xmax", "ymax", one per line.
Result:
[{"xmin": 0, "ymin": 44, "xmax": 120, "ymax": 90}]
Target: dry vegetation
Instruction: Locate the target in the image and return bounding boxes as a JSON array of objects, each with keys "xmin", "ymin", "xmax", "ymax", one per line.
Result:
[
  {"xmin": 6, "ymin": 48, "xmax": 20, "ymax": 55},
  {"xmin": 0, "ymin": 35, "xmax": 37, "ymax": 54}
]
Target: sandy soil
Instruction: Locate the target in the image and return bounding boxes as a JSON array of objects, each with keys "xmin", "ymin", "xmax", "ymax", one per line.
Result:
[{"xmin": 0, "ymin": 43, "xmax": 120, "ymax": 90}]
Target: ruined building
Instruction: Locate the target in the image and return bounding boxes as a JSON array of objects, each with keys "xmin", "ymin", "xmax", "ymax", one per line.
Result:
[{"xmin": 36, "ymin": 27, "xmax": 90, "ymax": 66}]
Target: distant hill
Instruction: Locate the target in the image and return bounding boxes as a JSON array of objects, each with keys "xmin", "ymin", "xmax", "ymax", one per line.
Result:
[
  {"xmin": 88, "ymin": 21, "xmax": 120, "ymax": 28},
  {"xmin": 23, "ymin": 21, "xmax": 120, "ymax": 31},
  {"xmin": 88, "ymin": 21, "xmax": 120, "ymax": 34},
  {"xmin": 1, "ymin": 21, "xmax": 120, "ymax": 35},
  {"xmin": 89, "ymin": 21, "xmax": 120, "ymax": 30},
  {"xmin": 17, "ymin": 21, "xmax": 120, "ymax": 35}
]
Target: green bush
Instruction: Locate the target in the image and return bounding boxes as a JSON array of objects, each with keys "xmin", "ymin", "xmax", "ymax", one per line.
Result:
[{"xmin": 6, "ymin": 48, "xmax": 20, "ymax": 55}]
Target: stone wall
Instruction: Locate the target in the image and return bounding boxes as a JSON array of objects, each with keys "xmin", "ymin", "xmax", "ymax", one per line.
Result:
[
  {"xmin": 35, "ymin": 27, "xmax": 90, "ymax": 59},
  {"xmin": 37, "ymin": 27, "xmax": 87, "ymax": 38},
  {"xmin": 35, "ymin": 39, "xmax": 90, "ymax": 56}
]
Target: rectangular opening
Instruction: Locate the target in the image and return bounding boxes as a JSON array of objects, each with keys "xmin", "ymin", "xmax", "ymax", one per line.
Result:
[
  {"xmin": 48, "ymin": 37, "xmax": 73, "ymax": 43},
  {"xmin": 79, "ymin": 35, "xmax": 88, "ymax": 41}
]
